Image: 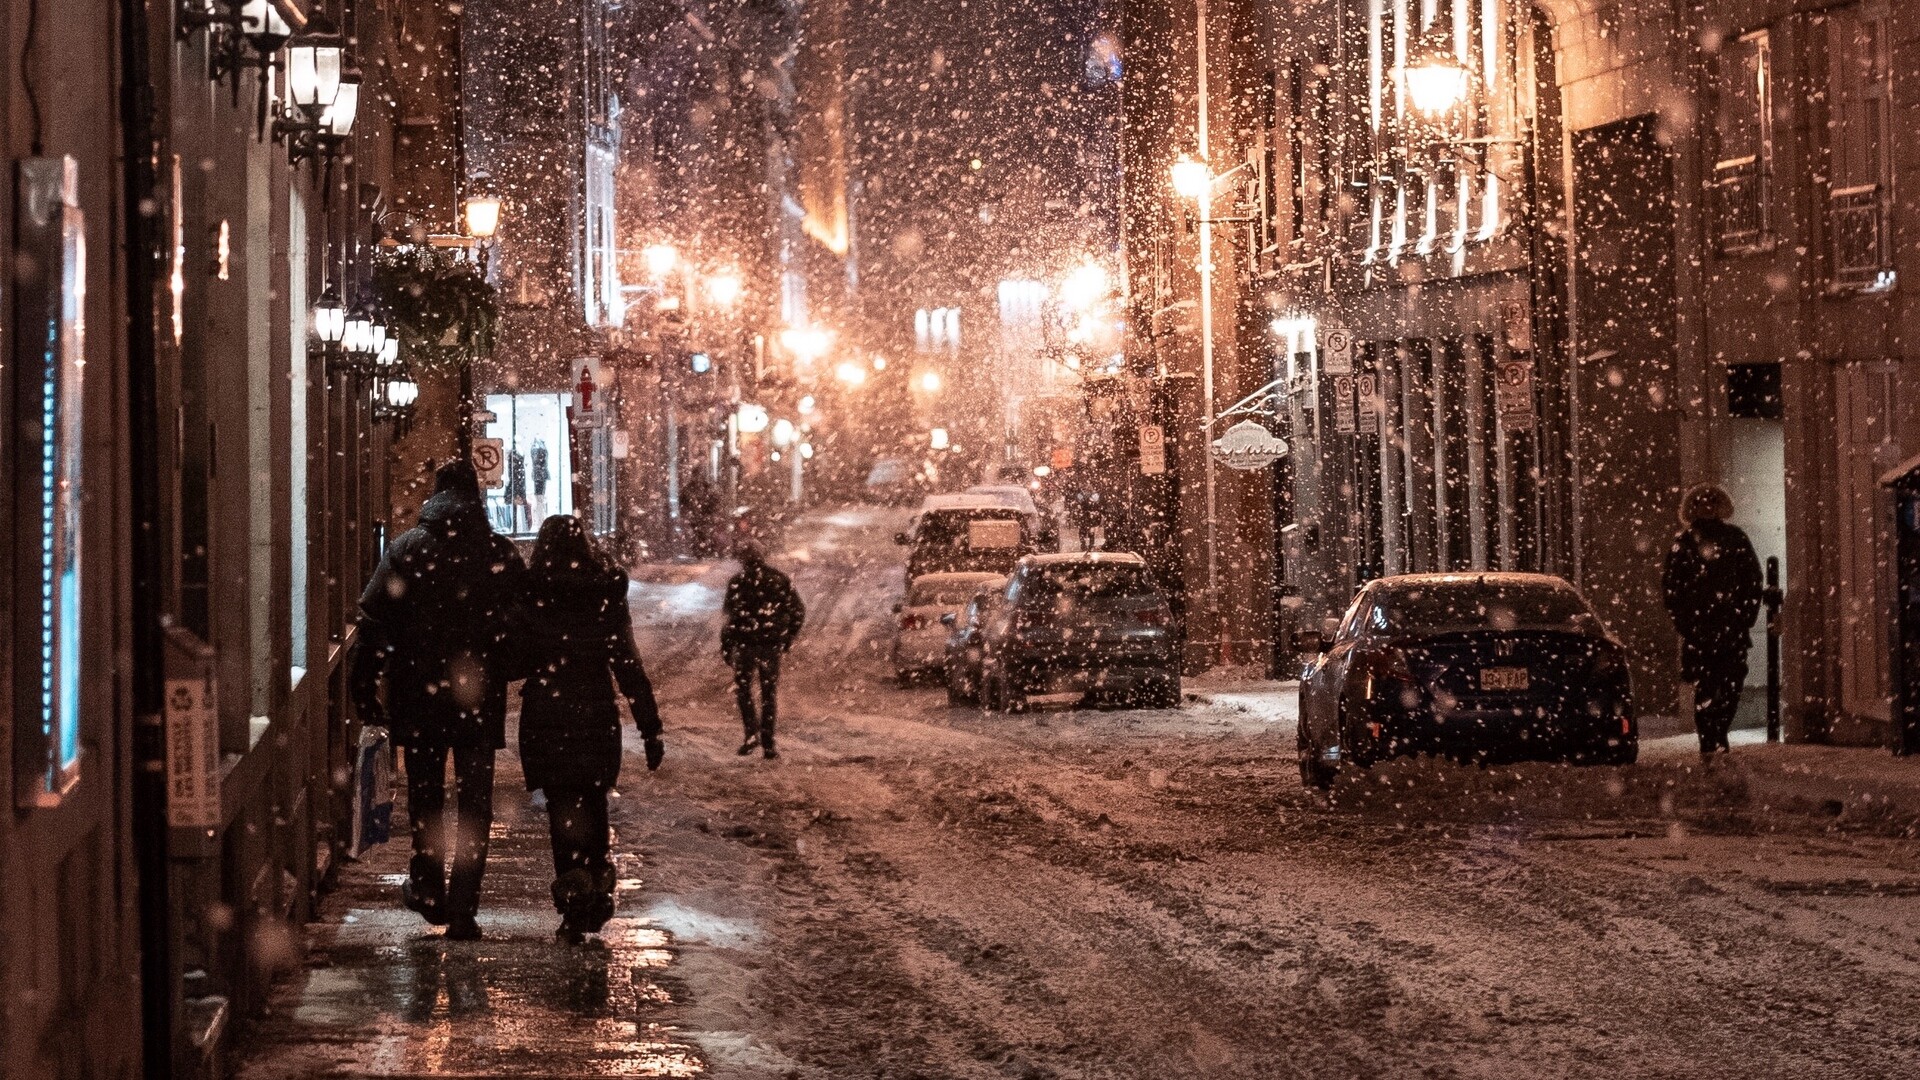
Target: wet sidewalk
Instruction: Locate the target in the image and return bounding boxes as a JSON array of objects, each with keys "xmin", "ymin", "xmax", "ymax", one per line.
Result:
[{"xmin": 236, "ymin": 744, "xmax": 707, "ymax": 1079}]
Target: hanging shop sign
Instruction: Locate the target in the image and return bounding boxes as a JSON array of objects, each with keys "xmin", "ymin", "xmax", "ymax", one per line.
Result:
[
  {"xmin": 1496, "ymin": 359, "xmax": 1537, "ymax": 432},
  {"xmin": 1332, "ymin": 374, "xmax": 1357, "ymax": 434},
  {"xmin": 1210, "ymin": 419, "xmax": 1289, "ymax": 470},
  {"xmin": 1138, "ymin": 423, "xmax": 1167, "ymax": 476},
  {"xmin": 1321, "ymin": 327, "xmax": 1355, "ymax": 375}
]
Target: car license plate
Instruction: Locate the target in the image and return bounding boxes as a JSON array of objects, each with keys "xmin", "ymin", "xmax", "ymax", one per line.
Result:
[{"xmin": 1480, "ymin": 666, "xmax": 1530, "ymax": 691}]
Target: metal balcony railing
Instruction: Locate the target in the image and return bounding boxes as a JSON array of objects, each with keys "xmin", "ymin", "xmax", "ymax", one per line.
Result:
[
  {"xmin": 1710, "ymin": 155, "xmax": 1765, "ymax": 250},
  {"xmin": 1829, "ymin": 183, "xmax": 1891, "ymax": 288}
]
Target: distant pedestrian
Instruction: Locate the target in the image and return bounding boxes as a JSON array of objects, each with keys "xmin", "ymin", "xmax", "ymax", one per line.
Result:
[
  {"xmin": 1661, "ymin": 483, "xmax": 1763, "ymax": 760},
  {"xmin": 516, "ymin": 515, "xmax": 663, "ymax": 944},
  {"xmin": 351, "ymin": 460, "xmax": 525, "ymax": 939},
  {"xmin": 721, "ymin": 542, "xmax": 806, "ymax": 758}
]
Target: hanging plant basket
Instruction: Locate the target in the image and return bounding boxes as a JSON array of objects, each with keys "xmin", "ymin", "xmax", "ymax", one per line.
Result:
[{"xmin": 371, "ymin": 244, "xmax": 498, "ymax": 366}]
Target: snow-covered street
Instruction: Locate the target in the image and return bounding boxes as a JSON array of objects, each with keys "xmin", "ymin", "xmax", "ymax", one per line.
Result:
[{"xmin": 240, "ymin": 507, "xmax": 1920, "ymax": 1079}]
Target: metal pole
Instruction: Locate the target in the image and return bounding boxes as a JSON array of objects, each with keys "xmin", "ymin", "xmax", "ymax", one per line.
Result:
[
  {"xmin": 1196, "ymin": 0, "xmax": 1222, "ymax": 666},
  {"xmin": 1765, "ymin": 555, "xmax": 1783, "ymax": 742}
]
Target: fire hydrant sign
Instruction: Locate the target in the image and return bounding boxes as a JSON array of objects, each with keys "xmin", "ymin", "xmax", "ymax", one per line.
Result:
[
  {"xmin": 571, "ymin": 356, "xmax": 607, "ymax": 423},
  {"xmin": 164, "ymin": 676, "xmax": 220, "ymax": 829}
]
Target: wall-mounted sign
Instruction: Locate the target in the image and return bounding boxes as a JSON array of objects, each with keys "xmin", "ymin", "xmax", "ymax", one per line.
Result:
[
  {"xmin": 1210, "ymin": 419, "xmax": 1289, "ymax": 470},
  {"xmin": 1357, "ymin": 372, "xmax": 1382, "ymax": 435},
  {"xmin": 472, "ymin": 437, "xmax": 506, "ymax": 488},
  {"xmin": 1138, "ymin": 423, "xmax": 1167, "ymax": 476},
  {"xmin": 1496, "ymin": 359, "xmax": 1536, "ymax": 432},
  {"xmin": 164, "ymin": 674, "xmax": 220, "ymax": 830},
  {"xmin": 1321, "ymin": 327, "xmax": 1354, "ymax": 375},
  {"xmin": 1332, "ymin": 374, "xmax": 1357, "ymax": 434},
  {"xmin": 1502, "ymin": 300, "xmax": 1532, "ymax": 352},
  {"xmin": 570, "ymin": 356, "xmax": 607, "ymax": 423}
]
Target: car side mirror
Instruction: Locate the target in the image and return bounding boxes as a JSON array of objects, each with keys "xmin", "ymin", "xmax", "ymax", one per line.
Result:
[
  {"xmin": 1291, "ymin": 630, "xmax": 1329, "ymax": 654},
  {"xmin": 940, "ymin": 612, "xmax": 957, "ymax": 627},
  {"xmin": 894, "ymin": 532, "xmax": 910, "ymax": 545}
]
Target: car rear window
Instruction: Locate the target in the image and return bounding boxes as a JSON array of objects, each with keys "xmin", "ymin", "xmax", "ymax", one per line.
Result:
[
  {"xmin": 917, "ymin": 510, "xmax": 1025, "ymax": 547},
  {"xmin": 1022, "ymin": 564, "xmax": 1156, "ymax": 603},
  {"xmin": 1375, "ymin": 582, "xmax": 1593, "ymax": 634}
]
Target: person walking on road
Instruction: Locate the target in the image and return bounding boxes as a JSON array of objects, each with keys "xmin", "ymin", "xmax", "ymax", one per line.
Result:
[
  {"xmin": 516, "ymin": 516, "xmax": 664, "ymax": 944},
  {"xmin": 351, "ymin": 460, "xmax": 526, "ymax": 940},
  {"xmin": 1662, "ymin": 483, "xmax": 1764, "ymax": 761},
  {"xmin": 722, "ymin": 542, "xmax": 805, "ymax": 759}
]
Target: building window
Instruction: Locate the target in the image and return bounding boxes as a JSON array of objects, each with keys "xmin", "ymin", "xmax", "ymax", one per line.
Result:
[
  {"xmin": 484, "ymin": 394, "xmax": 576, "ymax": 537},
  {"xmin": 1708, "ymin": 30, "xmax": 1770, "ymax": 251},
  {"xmin": 12, "ymin": 159, "xmax": 86, "ymax": 803},
  {"xmin": 1826, "ymin": 5, "xmax": 1893, "ymax": 289}
]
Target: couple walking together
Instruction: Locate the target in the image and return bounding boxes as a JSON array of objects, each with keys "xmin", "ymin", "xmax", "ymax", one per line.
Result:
[{"xmin": 351, "ymin": 461, "xmax": 802, "ymax": 943}]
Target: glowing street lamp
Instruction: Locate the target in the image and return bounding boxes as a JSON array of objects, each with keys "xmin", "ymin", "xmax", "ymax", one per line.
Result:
[
  {"xmin": 1170, "ymin": 154, "xmax": 1211, "ymax": 201},
  {"xmin": 463, "ymin": 191, "xmax": 502, "ymax": 240},
  {"xmin": 929, "ymin": 428, "xmax": 950, "ymax": 451},
  {"xmin": 1403, "ymin": 43, "xmax": 1471, "ymax": 116},
  {"xmin": 705, "ymin": 272, "xmax": 743, "ymax": 310},
  {"xmin": 309, "ymin": 284, "xmax": 346, "ymax": 346},
  {"xmin": 643, "ymin": 243, "xmax": 679, "ymax": 279},
  {"xmin": 1059, "ymin": 262, "xmax": 1110, "ymax": 312},
  {"xmin": 918, "ymin": 370, "xmax": 943, "ymax": 394},
  {"xmin": 780, "ymin": 327, "xmax": 832, "ymax": 365},
  {"xmin": 283, "ymin": 17, "xmax": 345, "ymax": 121},
  {"xmin": 834, "ymin": 361, "xmax": 867, "ymax": 386}
]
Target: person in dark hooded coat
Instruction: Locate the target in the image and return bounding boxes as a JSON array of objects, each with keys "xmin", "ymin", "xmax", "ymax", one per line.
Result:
[
  {"xmin": 721, "ymin": 542, "xmax": 805, "ymax": 758},
  {"xmin": 517, "ymin": 515, "xmax": 664, "ymax": 942},
  {"xmin": 1662, "ymin": 483, "xmax": 1764, "ymax": 759},
  {"xmin": 351, "ymin": 460, "xmax": 526, "ymax": 939}
]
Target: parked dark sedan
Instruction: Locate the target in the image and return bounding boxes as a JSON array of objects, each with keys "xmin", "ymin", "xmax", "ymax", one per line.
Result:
[
  {"xmin": 1295, "ymin": 573, "xmax": 1636, "ymax": 788},
  {"xmin": 958, "ymin": 553, "xmax": 1181, "ymax": 712}
]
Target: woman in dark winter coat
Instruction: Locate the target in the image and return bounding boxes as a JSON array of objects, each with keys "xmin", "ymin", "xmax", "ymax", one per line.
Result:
[{"xmin": 517, "ymin": 515, "xmax": 664, "ymax": 942}]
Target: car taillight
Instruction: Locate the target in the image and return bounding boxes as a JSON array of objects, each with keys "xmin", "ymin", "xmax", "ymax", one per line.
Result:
[
  {"xmin": 1371, "ymin": 647, "xmax": 1415, "ymax": 682},
  {"xmin": 1590, "ymin": 645, "xmax": 1626, "ymax": 678},
  {"xmin": 1136, "ymin": 607, "xmax": 1170, "ymax": 627},
  {"xmin": 899, "ymin": 613, "xmax": 924, "ymax": 631}
]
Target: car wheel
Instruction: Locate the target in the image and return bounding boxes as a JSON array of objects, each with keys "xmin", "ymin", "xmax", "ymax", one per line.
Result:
[
  {"xmin": 995, "ymin": 669, "xmax": 1028, "ymax": 714},
  {"xmin": 1298, "ymin": 735, "xmax": 1337, "ymax": 790},
  {"xmin": 1600, "ymin": 735, "xmax": 1638, "ymax": 767},
  {"xmin": 1148, "ymin": 673, "xmax": 1182, "ymax": 710},
  {"xmin": 1338, "ymin": 700, "xmax": 1377, "ymax": 771},
  {"xmin": 946, "ymin": 669, "xmax": 975, "ymax": 706}
]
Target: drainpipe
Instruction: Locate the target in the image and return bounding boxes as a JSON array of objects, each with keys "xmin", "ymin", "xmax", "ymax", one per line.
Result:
[{"xmin": 121, "ymin": 0, "xmax": 174, "ymax": 1074}]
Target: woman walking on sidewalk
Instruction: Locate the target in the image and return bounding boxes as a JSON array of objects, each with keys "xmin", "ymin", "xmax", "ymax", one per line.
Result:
[{"xmin": 517, "ymin": 516, "xmax": 665, "ymax": 943}]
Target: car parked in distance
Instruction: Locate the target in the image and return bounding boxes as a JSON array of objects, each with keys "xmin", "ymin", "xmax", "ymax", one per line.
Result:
[
  {"xmin": 897, "ymin": 494, "xmax": 1036, "ymax": 578},
  {"xmin": 968, "ymin": 552, "xmax": 1181, "ymax": 712},
  {"xmin": 892, "ymin": 572, "xmax": 1005, "ymax": 683},
  {"xmin": 941, "ymin": 581, "xmax": 1006, "ymax": 705},
  {"xmin": 1294, "ymin": 573, "xmax": 1636, "ymax": 789},
  {"xmin": 865, "ymin": 457, "xmax": 923, "ymax": 505},
  {"xmin": 965, "ymin": 484, "xmax": 1059, "ymax": 550}
]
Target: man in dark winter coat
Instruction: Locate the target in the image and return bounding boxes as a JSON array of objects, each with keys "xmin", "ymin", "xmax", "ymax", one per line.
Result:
[
  {"xmin": 1662, "ymin": 483, "xmax": 1764, "ymax": 759},
  {"xmin": 351, "ymin": 460, "xmax": 526, "ymax": 938},
  {"xmin": 721, "ymin": 542, "xmax": 805, "ymax": 758}
]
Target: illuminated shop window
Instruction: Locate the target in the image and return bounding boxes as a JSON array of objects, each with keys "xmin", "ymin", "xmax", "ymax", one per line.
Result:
[{"xmin": 13, "ymin": 158, "xmax": 86, "ymax": 804}]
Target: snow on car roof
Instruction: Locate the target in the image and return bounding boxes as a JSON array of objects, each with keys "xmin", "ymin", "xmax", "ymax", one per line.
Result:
[
  {"xmin": 908, "ymin": 571, "xmax": 1006, "ymax": 585},
  {"xmin": 1020, "ymin": 551, "xmax": 1147, "ymax": 566},
  {"xmin": 917, "ymin": 492, "xmax": 1011, "ymax": 512},
  {"xmin": 1369, "ymin": 572, "xmax": 1576, "ymax": 592}
]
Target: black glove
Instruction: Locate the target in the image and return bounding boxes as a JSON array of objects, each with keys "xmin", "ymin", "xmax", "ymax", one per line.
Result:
[{"xmin": 644, "ymin": 737, "xmax": 664, "ymax": 772}]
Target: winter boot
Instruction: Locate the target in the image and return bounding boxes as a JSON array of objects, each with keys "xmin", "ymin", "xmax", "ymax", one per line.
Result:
[
  {"xmin": 402, "ymin": 855, "xmax": 449, "ymax": 926},
  {"xmin": 736, "ymin": 733, "xmax": 759, "ymax": 756},
  {"xmin": 577, "ymin": 867, "xmax": 617, "ymax": 933}
]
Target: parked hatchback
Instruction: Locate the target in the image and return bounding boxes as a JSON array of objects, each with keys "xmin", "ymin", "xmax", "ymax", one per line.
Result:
[
  {"xmin": 971, "ymin": 553, "xmax": 1181, "ymax": 711},
  {"xmin": 1294, "ymin": 573, "xmax": 1636, "ymax": 788},
  {"xmin": 892, "ymin": 572, "xmax": 1005, "ymax": 683}
]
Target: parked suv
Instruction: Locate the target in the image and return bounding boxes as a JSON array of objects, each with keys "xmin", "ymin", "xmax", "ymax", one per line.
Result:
[
  {"xmin": 972, "ymin": 552, "xmax": 1180, "ymax": 711},
  {"xmin": 897, "ymin": 494, "xmax": 1036, "ymax": 578}
]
